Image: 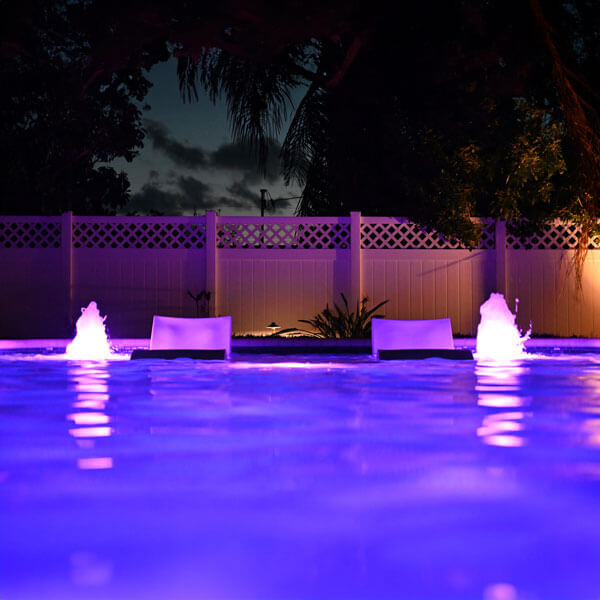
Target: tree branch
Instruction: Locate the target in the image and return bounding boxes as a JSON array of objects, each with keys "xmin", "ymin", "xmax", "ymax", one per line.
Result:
[{"xmin": 324, "ymin": 27, "xmax": 373, "ymax": 89}]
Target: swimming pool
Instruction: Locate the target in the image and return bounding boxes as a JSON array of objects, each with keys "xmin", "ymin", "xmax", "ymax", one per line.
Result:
[{"xmin": 1, "ymin": 349, "xmax": 599, "ymax": 600}]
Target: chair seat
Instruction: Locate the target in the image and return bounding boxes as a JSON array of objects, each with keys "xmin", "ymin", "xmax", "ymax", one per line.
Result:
[
  {"xmin": 371, "ymin": 317, "xmax": 454, "ymax": 359},
  {"xmin": 150, "ymin": 315, "xmax": 232, "ymax": 359}
]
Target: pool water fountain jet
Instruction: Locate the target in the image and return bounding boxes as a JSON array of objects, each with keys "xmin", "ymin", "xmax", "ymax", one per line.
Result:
[
  {"xmin": 65, "ymin": 301, "xmax": 113, "ymax": 360},
  {"xmin": 476, "ymin": 293, "xmax": 531, "ymax": 361}
]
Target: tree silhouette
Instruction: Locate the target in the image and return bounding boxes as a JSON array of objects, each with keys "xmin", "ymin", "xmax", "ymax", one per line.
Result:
[{"xmin": 0, "ymin": 1, "xmax": 164, "ymax": 214}]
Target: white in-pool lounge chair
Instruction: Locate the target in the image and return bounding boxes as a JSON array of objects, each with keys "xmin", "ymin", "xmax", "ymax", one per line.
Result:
[
  {"xmin": 131, "ymin": 315, "xmax": 232, "ymax": 360},
  {"xmin": 371, "ymin": 317, "xmax": 472, "ymax": 360}
]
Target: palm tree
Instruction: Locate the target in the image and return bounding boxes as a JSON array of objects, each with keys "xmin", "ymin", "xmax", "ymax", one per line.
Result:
[{"xmin": 175, "ymin": 37, "xmax": 366, "ymax": 216}]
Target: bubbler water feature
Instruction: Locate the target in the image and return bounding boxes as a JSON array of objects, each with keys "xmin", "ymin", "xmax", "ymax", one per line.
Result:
[
  {"xmin": 476, "ymin": 293, "xmax": 531, "ymax": 361},
  {"xmin": 65, "ymin": 301, "xmax": 113, "ymax": 360}
]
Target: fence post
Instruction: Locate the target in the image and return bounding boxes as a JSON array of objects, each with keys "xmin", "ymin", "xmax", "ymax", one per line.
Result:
[
  {"xmin": 61, "ymin": 211, "xmax": 74, "ymax": 332},
  {"xmin": 206, "ymin": 211, "xmax": 217, "ymax": 316},
  {"xmin": 495, "ymin": 219, "xmax": 507, "ymax": 296},
  {"xmin": 350, "ymin": 211, "xmax": 362, "ymax": 306}
]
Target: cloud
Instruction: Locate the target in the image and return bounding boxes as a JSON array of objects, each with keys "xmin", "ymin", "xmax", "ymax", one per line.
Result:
[
  {"xmin": 126, "ymin": 175, "xmax": 273, "ymax": 215},
  {"xmin": 211, "ymin": 140, "xmax": 282, "ymax": 184},
  {"xmin": 127, "ymin": 175, "xmax": 212, "ymax": 215},
  {"xmin": 143, "ymin": 119, "xmax": 282, "ymax": 183},
  {"xmin": 177, "ymin": 175, "xmax": 211, "ymax": 205},
  {"xmin": 133, "ymin": 122, "xmax": 297, "ymax": 214},
  {"xmin": 126, "ymin": 184, "xmax": 186, "ymax": 215},
  {"xmin": 225, "ymin": 181, "xmax": 261, "ymax": 208},
  {"xmin": 144, "ymin": 119, "xmax": 208, "ymax": 168}
]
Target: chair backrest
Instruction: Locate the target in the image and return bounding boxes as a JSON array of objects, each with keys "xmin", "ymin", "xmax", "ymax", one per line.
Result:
[
  {"xmin": 371, "ymin": 317, "xmax": 454, "ymax": 358},
  {"xmin": 150, "ymin": 315, "xmax": 232, "ymax": 359}
]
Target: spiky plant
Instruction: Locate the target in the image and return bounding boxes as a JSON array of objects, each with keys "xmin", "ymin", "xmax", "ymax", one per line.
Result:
[
  {"xmin": 187, "ymin": 289, "xmax": 211, "ymax": 317},
  {"xmin": 282, "ymin": 294, "xmax": 388, "ymax": 338}
]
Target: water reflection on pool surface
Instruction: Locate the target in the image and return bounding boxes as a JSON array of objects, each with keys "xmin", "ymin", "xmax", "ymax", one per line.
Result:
[{"xmin": 0, "ymin": 352, "xmax": 599, "ymax": 599}]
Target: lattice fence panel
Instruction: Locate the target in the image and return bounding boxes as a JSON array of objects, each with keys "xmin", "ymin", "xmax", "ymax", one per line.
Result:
[
  {"xmin": 217, "ymin": 222, "xmax": 351, "ymax": 249},
  {"xmin": 0, "ymin": 220, "xmax": 62, "ymax": 248},
  {"xmin": 72, "ymin": 221, "xmax": 206, "ymax": 249},
  {"xmin": 507, "ymin": 222, "xmax": 600, "ymax": 249},
  {"xmin": 479, "ymin": 222, "xmax": 496, "ymax": 249},
  {"xmin": 361, "ymin": 221, "xmax": 495, "ymax": 249}
]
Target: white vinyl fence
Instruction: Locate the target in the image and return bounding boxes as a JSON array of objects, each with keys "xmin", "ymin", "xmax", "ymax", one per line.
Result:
[{"xmin": 1, "ymin": 212, "xmax": 600, "ymax": 338}]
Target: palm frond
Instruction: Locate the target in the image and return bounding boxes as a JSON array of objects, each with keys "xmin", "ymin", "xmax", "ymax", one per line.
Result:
[
  {"xmin": 177, "ymin": 56, "xmax": 199, "ymax": 103},
  {"xmin": 281, "ymin": 82, "xmax": 329, "ymax": 188},
  {"xmin": 177, "ymin": 44, "xmax": 331, "ymax": 196},
  {"xmin": 295, "ymin": 154, "xmax": 334, "ymax": 215},
  {"xmin": 178, "ymin": 48, "xmax": 301, "ymax": 175}
]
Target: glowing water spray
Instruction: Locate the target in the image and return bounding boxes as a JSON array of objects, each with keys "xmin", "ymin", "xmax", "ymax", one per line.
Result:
[
  {"xmin": 476, "ymin": 293, "xmax": 531, "ymax": 361},
  {"xmin": 65, "ymin": 301, "xmax": 113, "ymax": 360}
]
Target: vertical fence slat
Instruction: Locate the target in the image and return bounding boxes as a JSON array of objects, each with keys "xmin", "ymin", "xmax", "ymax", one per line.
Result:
[
  {"xmin": 206, "ymin": 211, "xmax": 217, "ymax": 316},
  {"xmin": 495, "ymin": 219, "xmax": 507, "ymax": 296},
  {"xmin": 61, "ymin": 211, "xmax": 73, "ymax": 332},
  {"xmin": 350, "ymin": 211, "xmax": 362, "ymax": 306}
]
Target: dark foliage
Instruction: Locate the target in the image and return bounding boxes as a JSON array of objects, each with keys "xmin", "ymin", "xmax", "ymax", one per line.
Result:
[
  {"xmin": 280, "ymin": 294, "xmax": 388, "ymax": 339},
  {"xmin": 294, "ymin": 1, "xmax": 580, "ymax": 244},
  {"xmin": 0, "ymin": 1, "xmax": 163, "ymax": 214},
  {"xmin": 167, "ymin": 0, "xmax": 600, "ymax": 249},
  {"xmin": 187, "ymin": 289, "xmax": 211, "ymax": 317}
]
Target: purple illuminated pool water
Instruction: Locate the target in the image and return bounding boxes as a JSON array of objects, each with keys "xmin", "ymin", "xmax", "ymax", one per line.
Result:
[{"xmin": 1, "ymin": 350, "xmax": 599, "ymax": 600}]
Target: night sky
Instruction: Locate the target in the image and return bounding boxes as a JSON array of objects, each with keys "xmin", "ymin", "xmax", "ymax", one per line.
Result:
[{"xmin": 113, "ymin": 59, "xmax": 301, "ymax": 217}]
